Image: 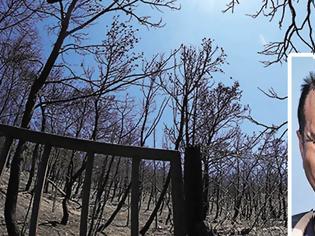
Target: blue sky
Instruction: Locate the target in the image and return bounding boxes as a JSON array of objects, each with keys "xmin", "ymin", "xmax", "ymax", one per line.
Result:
[
  {"xmin": 40, "ymin": 1, "xmax": 287, "ymax": 141},
  {"xmin": 133, "ymin": 0, "xmax": 287, "ymax": 136},
  {"xmin": 291, "ymin": 57, "xmax": 315, "ymax": 215}
]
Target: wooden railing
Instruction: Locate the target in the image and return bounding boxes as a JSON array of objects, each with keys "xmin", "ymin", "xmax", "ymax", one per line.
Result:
[{"xmin": 0, "ymin": 124, "xmax": 186, "ymax": 236}]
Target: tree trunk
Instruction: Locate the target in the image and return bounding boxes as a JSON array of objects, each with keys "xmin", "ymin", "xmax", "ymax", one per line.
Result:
[
  {"xmin": 3, "ymin": 2, "xmax": 77, "ymax": 232},
  {"xmin": 140, "ymin": 171, "xmax": 171, "ymax": 235},
  {"xmin": 4, "ymin": 140, "xmax": 24, "ymax": 236},
  {"xmin": 61, "ymin": 157, "xmax": 87, "ymax": 225},
  {"xmin": 60, "ymin": 186, "xmax": 71, "ymax": 225},
  {"xmin": 25, "ymin": 143, "xmax": 39, "ymax": 191},
  {"xmin": 97, "ymin": 183, "xmax": 131, "ymax": 232},
  {"xmin": 0, "ymin": 137, "xmax": 13, "ymax": 178}
]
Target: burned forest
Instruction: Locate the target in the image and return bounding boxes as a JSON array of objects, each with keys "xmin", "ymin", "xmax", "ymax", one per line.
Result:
[{"xmin": 0, "ymin": 0, "xmax": 287, "ymax": 235}]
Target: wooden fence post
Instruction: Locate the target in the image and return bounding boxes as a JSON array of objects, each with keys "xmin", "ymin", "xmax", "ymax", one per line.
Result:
[
  {"xmin": 171, "ymin": 152, "xmax": 185, "ymax": 236},
  {"xmin": 184, "ymin": 146, "xmax": 208, "ymax": 236},
  {"xmin": 131, "ymin": 157, "xmax": 140, "ymax": 236},
  {"xmin": 80, "ymin": 152, "xmax": 95, "ymax": 236},
  {"xmin": 29, "ymin": 144, "xmax": 52, "ymax": 236}
]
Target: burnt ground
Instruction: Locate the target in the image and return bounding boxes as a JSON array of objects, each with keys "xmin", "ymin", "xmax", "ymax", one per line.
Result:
[{"xmin": 0, "ymin": 170, "xmax": 286, "ymax": 236}]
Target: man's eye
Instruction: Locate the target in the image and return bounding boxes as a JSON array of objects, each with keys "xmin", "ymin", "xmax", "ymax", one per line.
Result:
[
  {"xmin": 305, "ymin": 138, "xmax": 315, "ymax": 144},
  {"xmin": 305, "ymin": 136, "xmax": 315, "ymax": 143}
]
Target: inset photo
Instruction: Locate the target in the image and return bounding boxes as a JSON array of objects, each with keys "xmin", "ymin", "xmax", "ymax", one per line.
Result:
[{"xmin": 290, "ymin": 54, "xmax": 315, "ymax": 235}]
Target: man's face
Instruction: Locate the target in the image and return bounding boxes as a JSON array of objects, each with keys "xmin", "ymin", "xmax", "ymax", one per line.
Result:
[{"xmin": 298, "ymin": 90, "xmax": 315, "ymax": 191}]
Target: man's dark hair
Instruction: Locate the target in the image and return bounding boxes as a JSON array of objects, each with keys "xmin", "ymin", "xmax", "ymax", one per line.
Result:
[{"xmin": 298, "ymin": 72, "xmax": 315, "ymax": 133}]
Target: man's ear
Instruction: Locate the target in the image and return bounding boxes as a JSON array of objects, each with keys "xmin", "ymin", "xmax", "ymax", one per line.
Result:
[{"xmin": 297, "ymin": 130, "xmax": 305, "ymax": 160}]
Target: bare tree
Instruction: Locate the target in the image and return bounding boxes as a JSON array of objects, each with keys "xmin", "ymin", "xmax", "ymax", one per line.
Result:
[
  {"xmin": 140, "ymin": 38, "xmax": 227, "ymax": 235},
  {"xmin": 193, "ymin": 82, "xmax": 248, "ymax": 220},
  {"xmin": 1, "ymin": 0, "xmax": 179, "ymax": 234},
  {"xmin": 0, "ymin": 1, "xmax": 41, "ymax": 32},
  {"xmin": 224, "ymin": 0, "xmax": 315, "ymax": 66}
]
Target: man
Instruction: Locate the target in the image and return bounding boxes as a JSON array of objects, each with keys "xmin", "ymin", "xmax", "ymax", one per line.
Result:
[{"xmin": 294, "ymin": 74, "xmax": 315, "ymax": 235}]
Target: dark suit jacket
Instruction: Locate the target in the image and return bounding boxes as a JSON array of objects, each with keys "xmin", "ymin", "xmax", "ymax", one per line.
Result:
[{"xmin": 292, "ymin": 210, "xmax": 315, "ymax": 236}]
